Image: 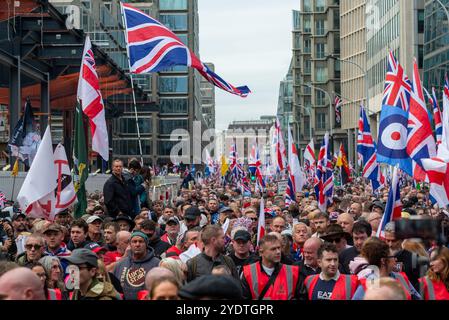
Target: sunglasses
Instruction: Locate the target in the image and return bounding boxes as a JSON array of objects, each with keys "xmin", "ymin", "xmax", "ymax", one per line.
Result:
[
  {"xmin": 328, "ymin": 237, "xmax": 342, "ymax": 244},
  {"xmin": 25, "ymin": 244, "xmax": 42, "ymax": 250}
]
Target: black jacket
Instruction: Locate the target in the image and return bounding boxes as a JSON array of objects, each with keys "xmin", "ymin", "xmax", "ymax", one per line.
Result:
[
  {"xmin": 339, "ymin": 246, "xmax": 359, "ymax": 274},
  {"xmin": 228, "ymin": 252, "xmax": 260, "ymax": 276},
  {"xmin": 395, "ymin": 249, "xmax": 422, "ymax": 290},
  {"xmin": 103, "ymin": 174, "xmax": 133, "ymax": 218},
  {"xmin": 67, "ymin": 240, "xmax": 91, "ymax": 251},
  {"xmin": 148, "ymin": 237, "xmax": 171, "ymax": 258}
]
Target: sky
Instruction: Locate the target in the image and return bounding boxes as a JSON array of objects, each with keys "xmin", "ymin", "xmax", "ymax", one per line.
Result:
[{"xmin": 198, "ymin": 0, "xmax": 299, "ymax": 131}]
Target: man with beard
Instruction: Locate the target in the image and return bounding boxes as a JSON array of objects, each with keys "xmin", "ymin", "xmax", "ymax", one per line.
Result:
[{"xmin": 186, "ymin": 225, "xmax": 237, "ymax": 282}]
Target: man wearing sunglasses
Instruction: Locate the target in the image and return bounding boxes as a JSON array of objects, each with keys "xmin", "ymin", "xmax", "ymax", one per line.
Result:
[{"xmin": 16, "ymin": 234, "xmax": 46, "ymax": 268}]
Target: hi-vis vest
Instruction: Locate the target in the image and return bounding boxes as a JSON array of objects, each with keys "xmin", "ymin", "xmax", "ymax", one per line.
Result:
[
  {"xmin": 242, "ymin": 262, "xmax": 299, "ymax": 300},
  {"xmin": 419, "ymin": 276, "xmax": 449, "ymax": 300},
  {"xmin": 305, "ymin": 274, "xmax": 359, "ymax": 300},
  {"xmin": 360, "ymin": 272, "xmax": 412, "ymax": 300},
  {"xmin": 47, "ymin": 288, "xmax": 62, "ymax": 300}
]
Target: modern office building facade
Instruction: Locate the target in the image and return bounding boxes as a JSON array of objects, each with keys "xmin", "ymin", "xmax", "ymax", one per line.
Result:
[
  {"xmin": 423, "ymin": 0, "xmax": 449, "ymax": 103},
  {"xmin": 339, "ymin": 0, "xmax": 366, "ymax": 165},
  {"xmin": 365, "ymin": 0, "xmax": 424, "ymax": 138},
  {"xmin": 292, "ymin": 0, "xmax": 345, "ymax": 154},
  {"xmin": 276, "ymin": 60, "xmax": 294, "ymax": 139}
]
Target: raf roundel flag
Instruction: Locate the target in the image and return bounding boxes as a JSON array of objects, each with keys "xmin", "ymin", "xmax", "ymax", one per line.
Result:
[{"xmin": 377, "ymin": 105, "xmax": 413, "ymax": 176}]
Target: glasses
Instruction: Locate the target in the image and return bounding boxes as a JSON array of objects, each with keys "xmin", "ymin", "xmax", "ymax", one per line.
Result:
[
  {"xmin": 386, "ymin": 255, "xmax": 396, "ymax": 260},
  {"xmin": 35, "ymin": 273, "xmax": 46, "ymax": 278},
  {"xmin": 25, "ymin": 244, "xmax": 42, "ymax": 250},
  {"xmin": 329, "ymin": 238, "xmax": 342, "ymax": 244},
  {"xmin": 250, "ymin": 218, "xmax": 258, "ymax": 221}
]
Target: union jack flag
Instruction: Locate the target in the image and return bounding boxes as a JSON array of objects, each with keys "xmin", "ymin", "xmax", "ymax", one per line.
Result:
[
  {"xmin": 229, "ymin": 142, "xmax": 244, "ymax": 181},
  {"xmin": 357, "ymin": 104, "xmax": 384, "ymax": 190},
  {"xmin": 274, "ymin": 118, "xmax": 287, "ymax": 172},
  {"xmin": 315, "ymin": 133, "xmax": 333, "ymax": 211},
  {"xmin": 248, "ymin": 143, "xmax": 265, "ymax": 191},
  {"xmin": 407, "ymin": 59, "xmax": 437, "ymax": 182},
  {"xmin": 334, "ymin": 96, "xmax": 342, "ymax": 125},
  {"xmin": 121, "ymin": 3, "xmax": 250, "ymax": 97},
  {"xmin": 383, "ymin": 50, "xmax": 412, "ymax": 111},
  {"xmin": 424, "ymin": 87, "xmax": 442, "ymax": 145},
  {"xmin": 377, "ymin": 166, "xmax": 402, "ymax": 239}
]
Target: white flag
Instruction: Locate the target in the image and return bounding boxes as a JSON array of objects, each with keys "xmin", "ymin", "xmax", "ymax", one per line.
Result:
[
  {"xmin": 53, "ymin": 143, "xmax": 77, "ymax": 216},
  {"xmin": 17, "ymin": 126, "xmax": 57, "ymax": 220},
  {"xmin": 77, "ymin": 36, "xmax": 109, "ymax": 161}
]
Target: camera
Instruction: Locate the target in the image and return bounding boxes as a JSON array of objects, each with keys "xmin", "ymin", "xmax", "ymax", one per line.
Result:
[{"xmin": 395, "ymin": 217, "xmax": 445, "ymax": 243}]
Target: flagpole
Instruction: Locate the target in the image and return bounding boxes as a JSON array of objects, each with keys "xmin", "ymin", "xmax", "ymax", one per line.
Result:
[{"xmin": 120, "ymin": 3, "xmax": 144, "ymax": 164}]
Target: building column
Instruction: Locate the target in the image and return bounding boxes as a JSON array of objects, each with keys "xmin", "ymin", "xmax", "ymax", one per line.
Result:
[
  {"xmin": 9, "ymin": 58, "xmax": 20, "ymax": 166},
  {"xmin": 40, "ymin": 73, "xmax": 50, "ymax": 136}
]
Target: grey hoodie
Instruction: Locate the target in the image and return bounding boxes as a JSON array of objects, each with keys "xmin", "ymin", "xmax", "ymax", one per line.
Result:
[{"xmin": 113, "ymin": 247, "xmax": 160, "ymax": 300}]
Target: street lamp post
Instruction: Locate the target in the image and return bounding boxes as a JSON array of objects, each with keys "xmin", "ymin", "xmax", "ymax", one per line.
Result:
[
  {"xmin": 304, "ymin": 83, "xmax": 333, "ymax": 136},
  {"xmin": 328, "ymin": 54, "xmax": 370, "ymax": 115}
]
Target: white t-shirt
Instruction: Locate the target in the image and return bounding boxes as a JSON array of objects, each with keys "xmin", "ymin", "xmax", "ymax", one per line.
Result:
[{"xmin": 262, "ymin": 265, "xmax": 275, "ymax": 276}]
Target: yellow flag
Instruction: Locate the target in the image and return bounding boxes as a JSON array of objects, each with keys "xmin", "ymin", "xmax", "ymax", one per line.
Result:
[
  {"xmin": 11, "ymin": 159, "xmax": 19, "ymax": 177},
  {"xmin": 220, "ymin": 154, "xmax": 229, "ymax": 177}
]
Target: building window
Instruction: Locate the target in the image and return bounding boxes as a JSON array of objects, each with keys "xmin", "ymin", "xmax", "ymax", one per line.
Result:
[
  {"xmin": 316, "ymin": 90, "xmax": 326, "ymax": 105},
  {"xmin": 160, "ymin": 14, "xmax": 188, "ymax": 31},
  {"xmin": 159, "ymin": 98, "xmax": 188, "ymax": 114},
  {"xmin": 304, "ymin": 16, "xmax": 311, "ymax": 32},
  {"xmin": 316, "ymin": 43, "xmax": 326, "ymax": 58},
  {"xmin": 159, "ymin": 0, "xmax": 187, "ymax": 10},
  {"xmin": 316, "ymin": 0, "xmax": 325, "ymax": 12},
  {"xmin": 304, "ymin": 60, "xmax": 311, "ymax": 74},
  {"xmin": 315, "ymin": 19, "xmax": 325, "ymax": 35},
  {"xmin": 158, "ymin": 140, "xmax": 180, "ymax": 156},
  {"xmin": 333, "ymin": 10, "xmax": 340, "ymax": 29},
  {"xmin": 316, "ymin": 113, "xmax": 326, "ymax": 129},
  {"xmin": 304, "ymin": 39, "xmax": 311, "ymax": 53},
  {"xmin": 303, "ymin": 0, "xmax": 312, "ymax": 12},
  {"xmin": 113, "ymin": 140, "xmax": 151, "ymax": 156},
  {"xmin": 159, "ymin": 119, "xmax": 188, "ymax": 134},
  {"xmin": 417, "ymin": 10, "xmax": 424, "ymax": 34},
  {"xmin": 315, "ymin": 67, "xmax": 328, "ymax": 82},
  {"xmin": 159, "ymin": 76, "xmax": 188, "ymax": 93},
  {"xmin": 293, "ymin": 10, "xmax": 301, "ymax": 30},
  {"xmin": 418, "ymin": 45, "xmax": 424, "ymax": 69},
  {"xmin": 116, "ymin": 117, "xmax": 152, "ymax": 135}
]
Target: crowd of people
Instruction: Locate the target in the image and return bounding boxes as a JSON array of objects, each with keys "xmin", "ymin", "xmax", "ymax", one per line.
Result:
[{"xmin": 0, "ymin": 157, "xmax": 449, "ymax": 300}]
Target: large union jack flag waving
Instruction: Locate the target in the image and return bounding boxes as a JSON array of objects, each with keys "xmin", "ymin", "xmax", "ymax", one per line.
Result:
[
  {"xmin": 357, "ymin": 105, "xmax": 384, "ymax": 190},
  {"xmin": 383, "ymin": 50, "xmax": 412, "ymax": 111},
  {"xmin": 121, "ymin": 3, "xmax": 250, "ymax": 97}
]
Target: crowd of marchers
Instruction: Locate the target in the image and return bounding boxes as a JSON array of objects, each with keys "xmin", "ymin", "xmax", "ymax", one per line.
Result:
[{"xmin": 0, "ymin": 158, "xmax": 448, "ymax": 300}]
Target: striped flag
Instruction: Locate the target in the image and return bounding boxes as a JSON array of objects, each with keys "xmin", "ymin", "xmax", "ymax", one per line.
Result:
[
  {"xmin": 77, "ymin": 36, "xmax": 109, "ymax": 161},
  {"xmin": 285, "ymin": 124, "xmax": 305, "ymax": 204}
]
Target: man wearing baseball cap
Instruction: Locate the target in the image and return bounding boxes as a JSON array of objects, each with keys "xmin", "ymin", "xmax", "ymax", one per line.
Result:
[
  {"xmin": 63, "ymin": 248, "xmax": 121, "ymax": 300},
  {"xmin": 227, "ymin": 229, "xmax": 258, "ymax": 276},
  {"xmin": 86, "ymin": 215, "xmax": 104, "ymax": 245}
]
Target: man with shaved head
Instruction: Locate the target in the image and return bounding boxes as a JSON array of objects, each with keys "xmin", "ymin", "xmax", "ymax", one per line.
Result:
[
  {"xmin": 145, "ymin": 267, "xmax": 176, "ymax": 293},
  {"xmin": 298, "ymin": 237, "xmax": 322, "ymax": 276},
  {"xmin": 0, "ymin": 267, "xmax": 46, "ymax": 300},
  {"xmin": 337, "ymin": 213, "xmax": 354, "ymax": 235}
]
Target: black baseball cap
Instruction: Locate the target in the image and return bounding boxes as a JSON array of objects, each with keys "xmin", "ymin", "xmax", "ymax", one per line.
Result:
[
  {"xmin": 233, "ymin": 230, "xmax": 251, "ymax": 242},
  {"xmin": 184, "ymin": 206, "xmax": 201, "ymax": 220}
]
